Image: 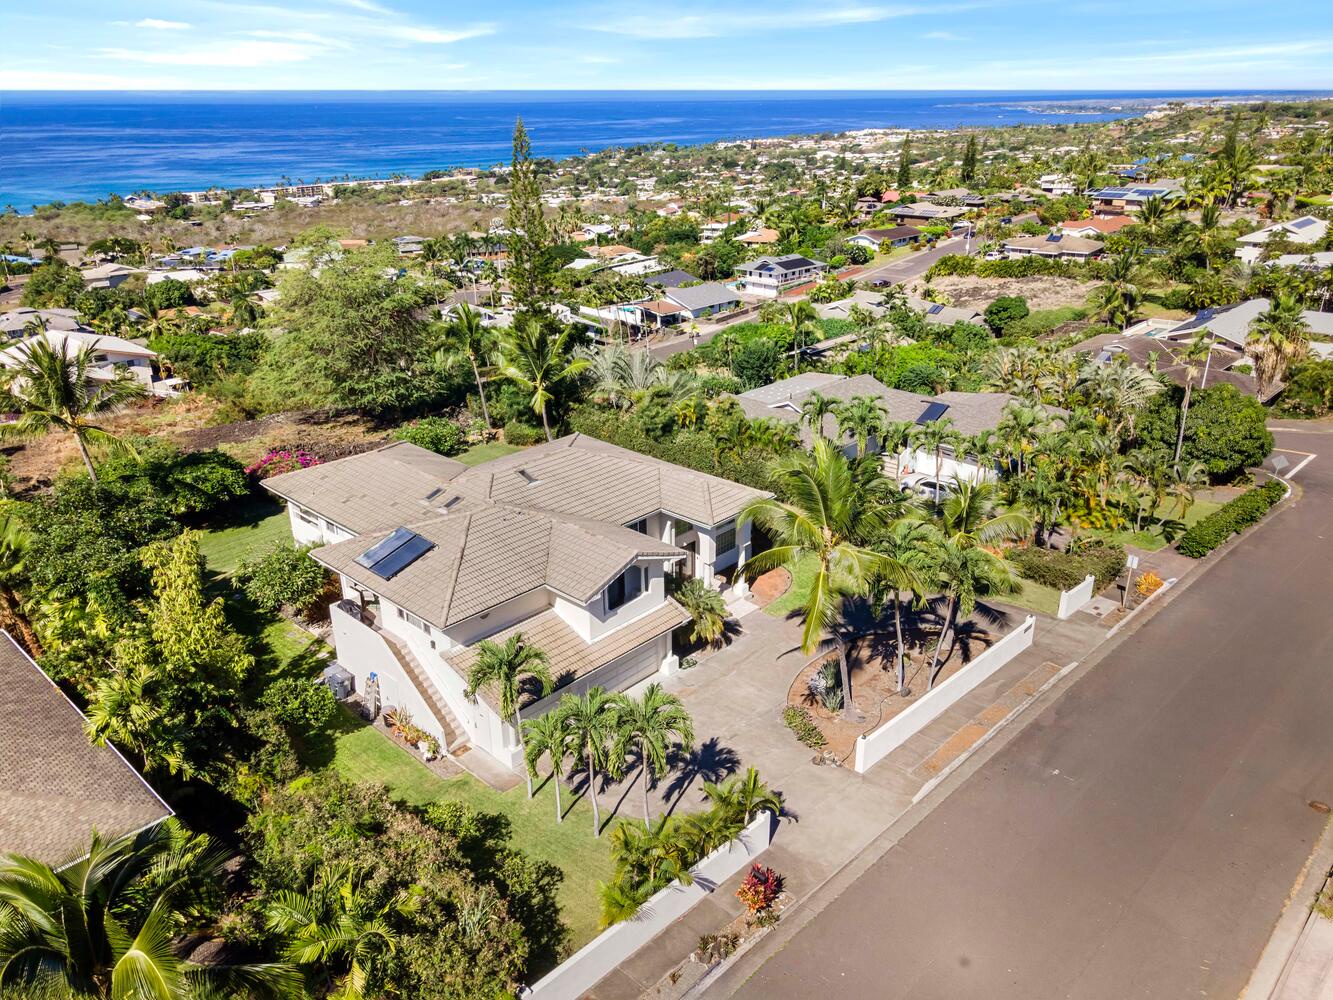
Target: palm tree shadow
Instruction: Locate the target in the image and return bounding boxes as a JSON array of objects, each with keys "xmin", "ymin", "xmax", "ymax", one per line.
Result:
[{"xmin": 662, "ymin": 737, "xmax": 741, "ymax": 816}]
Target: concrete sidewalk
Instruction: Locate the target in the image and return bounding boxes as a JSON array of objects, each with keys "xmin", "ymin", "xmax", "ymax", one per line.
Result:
[{"xmin": 586, "ymin": 599, "xmax": 1117, "ymax": 999}]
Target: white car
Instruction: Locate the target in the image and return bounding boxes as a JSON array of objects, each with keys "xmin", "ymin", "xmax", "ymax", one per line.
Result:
[
  {"xmin": 983, "ymin": 251, "xmax": 1005, "ymax": 261},
  {"xmin": 900, "ymin": 473, "xmax": 957, "ymax": 500}
]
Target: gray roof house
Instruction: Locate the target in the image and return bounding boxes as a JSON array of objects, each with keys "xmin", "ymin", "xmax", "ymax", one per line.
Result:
[
  {"xmin": 1163, "ymin": 298, "xmax": 1333, "ymax": 352},
  {"xmin": 262, "ymin": 436, "xmax": 769, "ymax": 776},
  {"xmin": 0, "ymin": 632, "xmax": 171, "ymax": 863},
  {"xmin": 734, "ymin": 254, "xmax": 826, "ymax": 298},
  {"xmin": 664, "ymin": 282, "xmax": 741, "ymax": 317},
  {"xmin": 889, "ymin": 202, "xmax": 968, "ymax": 225}
]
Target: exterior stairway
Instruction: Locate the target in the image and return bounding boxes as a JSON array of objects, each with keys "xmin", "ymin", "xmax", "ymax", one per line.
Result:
[{"xmin": 373, "ymin": 625, "xmax": 468, "ymax": 754}]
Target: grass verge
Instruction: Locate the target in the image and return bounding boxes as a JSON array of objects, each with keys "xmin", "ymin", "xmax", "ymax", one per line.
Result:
[
  {"xmin": 763, "ymin": 553, "xmax": 818, "ymax": 619},
  {"xmin": 456, "ymin": 441, "xmax": 524, "ymax": 466}
]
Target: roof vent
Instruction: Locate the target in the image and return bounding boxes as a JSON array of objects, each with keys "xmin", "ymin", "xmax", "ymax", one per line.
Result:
[{"xmin": 517, "ymin": 468, "xmax": 539, "ymax": 485}]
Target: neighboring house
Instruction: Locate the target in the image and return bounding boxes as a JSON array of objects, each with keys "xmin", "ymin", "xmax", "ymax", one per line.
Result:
[
  {"xmin": 607, "ymin": 253, "xmax": 665, "ymax": 277},
  {"xmin": 734, "ymin": 254, "xmax": 827, "ymax": 298},
  {"xmin": 926, "ymin": 188, "xmax": 986, "ymax": 208},
  {"xmin": 1149, "ymin": 298, "xmax": 1333, "ymax": 353},
  {"xmin": 854, "ymin": 196, "xmax": 882, "ymax": 217},
  {"xmin": 1059, "ymin": 215, "xmax": 1136, "ymax": 238},
  {"xmin": 0, "ymin": 307, "xmax": 86, "ymax": 338},
  {"xmin": 1087, "ymin": 184, "xmax": 1181, "ymax": 215},
  {"xmin": 589, "ymin": 244, "xmax": 638, "ymax": 259},
  {"xmin": 392, "ymin": 235, "xmax": 429, "ymax": 256},
  {"xmin": 147, "ymin": 268, "xmax": 210, "ymax": 285},
  {"xmin": 1234, "ymin": 215, "xmax": 1329, "ymax": 264},
  {"xmin": 736, "ymin": 227, "xmax": 781, "ymax": 246},
  {"xmin": 0, "ymin": 630, "xmax": 171, "ymax": 863},
  {"xmin": 901, "ymin": 295, "xmax": 985, "ymax": 326},
  {"xmin": 646, "ymin": 269, "xmax": 700, "ymax": 289},
  {"xmin": 889, "ymin": 202, "xmax": 968, "ymax": 226},
  {"xmin": 733, "ymin": 372, "xmax": 1061, "ymax": 479},
  {"xmin": 1067, "ymin": 330, "xmax": 1268, "ymax": 400},
  {"xmin": 628, "ymin": 298, "xmax": 689, "ymax": 329},
  {"xmin": 1039, "ymin": 174, "xmax": 1077, "ymax": 196},
  {"xmin": 700, "ymin": 213, "xmax": 744, "ymax": 244},
  {"xmin": 847, "ymin": 225, "xmax": 923, "ymax": 250},
  {"xmin": 80, "ymin": 262, "xmax": 144, "ymax": 290},
  {"xmin": 262, "ymin": 437, "xmax": 769, "ymax": 772},
  {"xmin": 1263, "ymin": 251, "xmax": 1333, "ymax": 271},
  {"xmin": 0, "ymin": 329, "xmax": 181, "ymax": 397},
  {"xmin": 663, "ymin": 282, "xmax": 741, "ymax": 318},
  {"xmin": 1001, "ymin": 232, "xmax": 1104, "ymax": 262}
]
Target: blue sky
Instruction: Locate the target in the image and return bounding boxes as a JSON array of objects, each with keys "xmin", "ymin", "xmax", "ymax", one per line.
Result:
[{"xmin": 2, "ymin": 0, "xmax": 1330, "ymax": 91}]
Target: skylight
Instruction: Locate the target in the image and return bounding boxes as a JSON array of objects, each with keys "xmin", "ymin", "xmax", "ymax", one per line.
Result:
[{"xmin": 916, "ymin": 401, "xmax": 950, "ymax": 424}]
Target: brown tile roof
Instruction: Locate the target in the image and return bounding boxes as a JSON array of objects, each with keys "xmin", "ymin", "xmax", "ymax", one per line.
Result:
[
  {"xmin": 738, "ymin": 228, "xmax": 780, "ymax": 245},
  {"xmin": 1059, "ymin": 215, "xmax": 1135, "ymax": 235},
  {"xmin": 1002, "ymin": 233, "xmax": 1103, "ymax": 254},
  {"xmin": 447, "ymin": 600, "xmax": 688, "ymax": 711},
  {"xmin": 590, "ymin": 244, "xmax": 637, "ymax": 258},
  {"xmin": 262, "ymin": 441, "xmax": 468, "ymax": 534},
  {"xmin": 311, "ymin": 502, "xmax": 685, "ymax": 628},
  {"xmin": 0, "ymin": 632, "xmax": 171, "ymax": 863}
]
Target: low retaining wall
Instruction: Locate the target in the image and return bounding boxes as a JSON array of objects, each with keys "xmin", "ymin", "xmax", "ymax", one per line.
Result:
[
  {"xmin": 523, "ymin": 811, "xmax": 775, "ymax": 1000},
  {"xmin": 853, "ymin": 615, "xmax": 1037, "ymax": 774},
  {"xmin": 1057, "ymin": 574, "xmax": 1096, "ymax": 620}
]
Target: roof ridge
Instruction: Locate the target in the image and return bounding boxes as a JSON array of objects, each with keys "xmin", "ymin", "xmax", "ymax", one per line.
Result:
[{"xmin": 438, "ymin": 510, "xmax": 473, "ymax": 624}]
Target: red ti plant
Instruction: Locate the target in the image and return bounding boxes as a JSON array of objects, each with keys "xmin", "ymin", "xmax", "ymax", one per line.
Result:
[{"xmin": 736, "ymin": 863, "xmax": 782, "ymax": 914}]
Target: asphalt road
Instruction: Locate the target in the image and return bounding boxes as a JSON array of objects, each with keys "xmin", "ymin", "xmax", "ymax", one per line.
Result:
[{"xmin": 725, "ymin": 429, "xmax": 1333, "ymax": 1000}]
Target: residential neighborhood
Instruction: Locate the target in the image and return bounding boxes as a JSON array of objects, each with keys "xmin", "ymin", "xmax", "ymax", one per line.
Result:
[{"xmin": 2, "ymin": 66, "xmax": 1333, "ymax": 1000}]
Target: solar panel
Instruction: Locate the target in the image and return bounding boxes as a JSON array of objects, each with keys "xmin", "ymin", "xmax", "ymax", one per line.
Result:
[
  {"xmin": 354, "ymin": 527, "xmax": 435, "ymax": 579},
  {"xmin": 927, "ymin": 304, "xmax": 945, "ymax": 315},
  {"xmin": 1046, "ymin": 233, "xmax": 1063, "ymax": 242},
  {"xmin": 916, "ymin": 401, "xmax": 951, "ymax": 424},
  {"xmin": 1290, "ymin": 218, "xmax": 1318, "ymax": 230}
]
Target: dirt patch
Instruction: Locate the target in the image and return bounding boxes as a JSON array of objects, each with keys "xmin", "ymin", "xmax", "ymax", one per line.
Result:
[
  {"xmin": 785, "ymin": 626, "xmax": 996, "ymax": 763},
  {"xmin": 913, "ymin": 274, "xmax": 1101, "ymax": 312},
  {"xmin": 750, "ymin": 567, "xmax": 791, "ymax": 609}
]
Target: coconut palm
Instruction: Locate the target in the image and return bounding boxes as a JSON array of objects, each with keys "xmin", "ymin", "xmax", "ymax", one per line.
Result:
[
  {"xmin": 879, "ymin": 419, "xmax": 915, "ymax": 481},
  {"xmin": 464, "ymin": 633, "xmax": 554, "ymax": 798},
  {"xmin": 799, "ymin": 389, "xmax": 836, "ymax": 437},
  {"xmin": 1246, "ymin": 293, "xmax": 1310, "ymax": 397},
  {"xmin": 0, "ymin": 822, "xmax": 298, "ymax": 1000},
  {"xmin": 702, "ymin": 767, "xmax": 783, "ymax": 825},
  {"xmin": 435, "ymin": 304, "xmax": 497, "ymax": 428},
  {"xmin": 1171, "ymin": 332, "xmax": 1214, "ymax": 463},
  {"xmin": 612, "ymin": 684, "xmax": 695, "ymax": 822},
  {"xmin": 996, "ymin": 400, "xmax": 1047, "ymax": 476},
  {"xmin": 927, "ymin": 541, "xmax": 1020, "ymax": 689},
  {"xmin": 522, "ymin": 710, "xmax": 573, "ymax": 823},
  {"xmin": 1094, "ymin": 254, "xmax": 1143, "ymax": 329},
  {"xmin": 784, "ymin": 300, "xmax": 822, "ymax": 367},
  {"xmin": 1167, "ymin": 460, "xmax": 1208, "ymax": 520},
  {"xmin": 0, "ymin": 337, "xmax": 147, "ymax": 481},
  {"xmin": 498, "ymin": 319, "xmax": 589, "ymax": 441},
  {"xmin": 937, "ymin": 478, "xmax": 1032, "ymax": 549},
  {"xmin": 558, "ymin": 687, "xmax": 619, "ymax": 836},
  {"xmin": 266, "ymin": 865, "xmax": 410, "ymax": 1000},
  {"xmin": 740, "ymin": 439, "xmax": 918, "ymax": 718},
  {"xmin": 835, "ymin": 395, "xmax": 887, "ymax": 457},
  {"xmin": 984, "ymin": 344, "xmax": 1049, "ymax": 399},
  {"xmin": 871, "ymin": 518, "xmax": 940, "ymax": 692},
  {"xmin": 910, "ymin": 417, "xmax": 961, "ymax": 503}
]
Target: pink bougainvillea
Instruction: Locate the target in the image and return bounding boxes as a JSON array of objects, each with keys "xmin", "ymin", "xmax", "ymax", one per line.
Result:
[{"xmin": 245, "ymin": 449, "xmax": 322, "ymax": 480}]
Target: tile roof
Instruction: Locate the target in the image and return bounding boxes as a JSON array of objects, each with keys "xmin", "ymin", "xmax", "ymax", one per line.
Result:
[
  {"xmin": 0, "ymin": 632, "xmax": 171, "ymax": 863},
  {"xmin": 854, "ymin": 226, "xmax": 923, "ymax": 242},
  {"xmin": 1059, "ymin": 215, "xmax": 1135, "ymax": 235},
  {"xmin": 1001, "ymin": 233, "xmax": 1103, "ymax": 254},
  {"xmin": 447, "ymin": 600, "xmax": 689, "ymax": 712},
  {"xmin": 311, "ymin": 503, "xmax": 684, "ymax": 628},
  {"xmin": 664, "ymin": 282, "xmax": 741, "ymax": 312}
]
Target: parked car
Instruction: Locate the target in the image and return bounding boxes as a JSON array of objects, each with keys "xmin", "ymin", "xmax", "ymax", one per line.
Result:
[
  {"xmin": 871, "ymin": 278, "xmax": 891, "ymax": 287},
  {"xmin": 900, "ymin": 473, "xmax": 957, "ymax": 501},
  {"xmin": 983, "ymin": 251, "xmax": 1005, "ymax": 261}
]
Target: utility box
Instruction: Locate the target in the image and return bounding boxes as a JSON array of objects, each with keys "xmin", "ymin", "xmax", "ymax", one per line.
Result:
[{"xmin": 321, "ymin": 663, "xmax": 355, "ymax": 701}]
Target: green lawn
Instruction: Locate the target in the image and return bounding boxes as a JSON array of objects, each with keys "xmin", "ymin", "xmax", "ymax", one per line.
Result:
[
  {"xmin": 329, "ymin": 709, "xmax": 613, "ymax": 951},
  {"xmin": 456, "ymin": 441, "xmax": 523, "ymax": 466},
  {"xmin": 763, "ymin": 553, "xmax": 818, "ymax": 619},
  {"xmin": 994, "ymin": 573, "xmax": 1062, "ymax": 617},
  {"xmin": 1083, "ymin": 498, "xmax": 1224, "ymax": 553},
  {"xmin": 196, "ymin": 497, "xmax": 292, "ymax": 576}
]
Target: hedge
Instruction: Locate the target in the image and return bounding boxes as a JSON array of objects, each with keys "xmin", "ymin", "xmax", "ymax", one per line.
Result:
[
  {"xmin": 1177, "ymin": 480, "xmax": 1286, "ymax": 558},
  {"xmin": 1009, "ymin": 542, "xmax": 1127, "ymax": 592},
  {"xmin": 927, "ymin": 254, "xmax": 1107, "ymax": 282}
]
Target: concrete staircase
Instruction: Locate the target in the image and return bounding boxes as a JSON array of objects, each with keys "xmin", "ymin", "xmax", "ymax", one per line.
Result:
[{"xmin": 376, "ymin": 628, "xmax": 467, "ymax": 754}]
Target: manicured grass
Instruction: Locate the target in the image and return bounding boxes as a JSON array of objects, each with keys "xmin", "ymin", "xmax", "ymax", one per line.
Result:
[
  {"xmin": 763, "ymin": 553, "xmax": 818, "ymax": 619},
  {"xmin": 329, "ymin": 709, "xmax": 613, "ymax": 950},
  {"xmin": 1083, "ymin": 499, "xmax": 1225, "ymax": 553},
  {"xmin": 456, "ymin": 441, "xmax": 523, "ymax": 466},
  {"xmin": 994, "ymin": 573, "xmax": 1062, "ymax": 617},
  {"xmin": 197, "ymin": 497, "xmax": 291, "ymax": 577}
]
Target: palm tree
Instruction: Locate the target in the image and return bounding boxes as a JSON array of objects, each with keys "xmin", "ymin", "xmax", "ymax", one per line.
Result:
[
  {"xmin": 558, "ymin": 687, "xmax": 619, "ymax": 836},
  {"xmin": 996, "ymin": 401, "xmax": 1047, "ymax": 477},
  {"xmin": 436, "ymin": 304, "xmax": 497, "ymax": 429},
  {"xmin": 1246, "ymin": 293, "xmax": 1310, "ymax": 398},
  {"xmin": 0, "ymin": 822, "xmax": 297, "ymax": 1000},
  {"xmin": 879, "ymin": 419, "xmax": 915, "ymax": 481},
  {"xmin": 927, "ymin": 541, "xmax": 1020, "ymax": 689},
  {"xmin": 522, "ymin": 710, "xmax": 573, "ymax": 823},
  {"xmin": 601, "ymin": 815, "xmax": 694, "ymax": 924},
  {"xmin": 498, "ymin": 319, "xmax": 589, "ymax": 441},
  {"xmin": 0, "ymin": 338, "xmax": 147, "ymax": 481},
  {"xmin": 872, "ymin": 518, "xmax": 939, "ymax": 693},
  {"xmin": 835, "ymin": 395, "xmax": 886, "ymax": 457},
  {"xmin": 1171, "ymin": 333, "xmax": 1214, "ymax": 463},
  {"xmin": 266, "ymin": 866, "xmax": 408, "ymax": 1000},
  {"xmin": 938, "ymin": 478, "xmax": 1032, "ymax": 549},
  {"xmin": 0, "ymin": 510, "xmax": 41, "ymax": 655},
  {"xmin": 740, "ymin": 439, "xmax": 916, "ymax": 718},
  {"xmin": 911, "ymin": 417, "xmax": 961, "ymax": 503},
  {"xmin": 799, "ymin": 389, "xmax": 836, "ymax": 437},
  {"xmin": 464, "ymin": 633, "xmax": 554, "ymax": 798},
  {"xmin": 1095, "ymin": 254, "xmax": 1143, "ymax": 329},
  {"xmin": 1167, "ymin": 460, "xmax": 1207, "ymax": 520},
  {"xmin": 784, "ymin": 300, "xmax": 821, "ymax": 368},
  {"xmin": 672, "ymin": 577, "xmax": 728, "ymax": 647},
  {"xmin": 701, "ymin": 767, "xmax": 782, "ymax": 827},
  {"xmin": 612, "ymin": 684, "xmax": 695, "ymax": 822}
]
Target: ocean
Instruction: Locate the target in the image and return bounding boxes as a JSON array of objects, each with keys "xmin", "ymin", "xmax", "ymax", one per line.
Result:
[{"xmin": 0, "ymin": 90, "xmax": 1320, "ymax": 209}]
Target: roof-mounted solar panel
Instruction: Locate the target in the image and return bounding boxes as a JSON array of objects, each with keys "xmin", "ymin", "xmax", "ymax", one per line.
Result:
[
  {"xmin": 1046, "ymin": 233, "xmax": 1063, "ymax": 242},
  {"xmin": 916, "ymin": 401, "xmax": 951, "ymax": 424},
  {"xmin": 355, "ymin": 526, "xmax": 435, "ymax": 579},
  {"xmin": 1290, "ymin": 218, "xmax": 1318, "ymax": 230},
  {"xmin": 927, "ymin": 304, "xmax": 945, "ymax": 315}
]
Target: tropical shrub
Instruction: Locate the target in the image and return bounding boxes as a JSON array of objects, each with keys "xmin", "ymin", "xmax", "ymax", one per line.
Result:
[
  {"xmin": 1177, "ymin": 480, "xmax": 1285, "ymax": 557},
  {"xmin": 245, "ymin": 448, "xmax": 321, "ymax": 479},
  {"xmin": 1277, "ymin": 359, "xmax": 1333, "ymax": 417},
  {"xmin": 806, "ymin": 277, "xmax": 856, "ymax": 304},
  {"xmin": 1135, "ymin": 384, "xmax": 1273, "ymax": 481},
  {"xmin": 1008, "ymin": 543, "xmax": 1126, "ymax": 591},
  {"xmin": 736, "ymin": 863, "xmax": 783, "ymax": 914},
  {"xmin": 782, "ymin": 705, "xmax": 827, "ymax": 749},
  {"xmin": 731, "ymin": 338, "xmax": 782, "ymax": 390},
  {"xmin": 235, "ymin": 542, "xmax": 330, "ymax": 614},
  {"xmin": 503, "ymin": 419, "xmax": 543, "ymax": 446},
  {"xmin": 984, "ymin": 295, "xmax": 1030, "ymax": 334},
  {"xmin": 672, "ymin": 577, "xmax": 728, "ymax": 647},
  {"xmin": 1135, "ymin": 570, "xmax": 1165, "ymax": 597},
  {"xmin": 99, "ymin": 440, "xmax": 250, "ymax": 518},
  {"xmin": 392, "ymin": 415, "xmax": 466, "ymax": 455}
]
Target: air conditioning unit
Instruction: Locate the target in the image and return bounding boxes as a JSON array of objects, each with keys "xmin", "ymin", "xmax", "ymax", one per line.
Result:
[{"xmin": 320, "ymin": 663, "xmax": 355, "ymax": 701}]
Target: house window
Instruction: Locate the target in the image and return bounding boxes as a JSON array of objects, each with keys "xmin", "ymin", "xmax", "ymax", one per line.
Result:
[
  {"xmin": 715, "ymin": 524, "xmax": 737, "ymax": 556},
  {"xmin": 606, "ymin": 565, "xmax": 645, "ymax": 610},
  {"xmin": 629, "ymin": 517, "xmax": 649, "ymax": 534}
]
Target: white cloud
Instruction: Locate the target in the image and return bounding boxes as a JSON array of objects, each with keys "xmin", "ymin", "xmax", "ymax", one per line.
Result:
[
  {"xmin": 374, "ymin": 23, "xmax": 496, "ymax": 43},
  {"xmin": 99, "ymin": 39, "xmax": 325, "ymax": 67},
  {"xmin": 923, "ymin": 30, "xmax": 964, "ymax": 40},
  {"xmin": 0, "ymin": 69, "xmax": 186, "ymax": 88},
  {"xmin": 592, "ymin": 3, "xmax": 941, "ymax": 38},
  {"xmin": 332, "ymin": 0, "xmax": 394, "ymax": 11},
  {"xmin": 135, "ymin": 18, "xmax": 191, "ymax": 30}
]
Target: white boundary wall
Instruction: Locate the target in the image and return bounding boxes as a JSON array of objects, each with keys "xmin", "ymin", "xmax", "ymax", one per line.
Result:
[
  {"xmin": 523, "ymin": 811, "xmax": 775, "ymax": 1000},
  {"xmin": 853, "ymin": 615, "xmax": 1036, "ymax": 774},
  {"xmin": 1057, "ymin": 574, "xmax": 1096, "ymax": 620}
]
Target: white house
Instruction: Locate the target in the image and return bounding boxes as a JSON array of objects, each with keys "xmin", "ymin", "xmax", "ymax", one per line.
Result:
[
  {"xmin": 1234, "ymin": 216, "xmax": 1329, "ymax": 264},
  {"xmin": 847, "ymin": 225, "xmax": 923, "ymax": 250},
  {"xmin": 262, "ymin": 437, "xmax": 769, "ymax": 773},
  {"xmin": 80, "ymin": 263, "xmax": 144, "ymax": 290},
  {"xmin": 734, "ymin": 254, "xmax": 826, "ymax": 298},
  {"xmin": 0, "ymin": 329, "xmax": 175, "ymax": 395},
  {"xmin": 1087, "ymin": 184, "xmax": 1181, "ymax": 215},
  {"xmin": 1039, "ymin": 174, "xmax": 1077, "ymax": 196},
  {"xmin": 1001, "ymin": 232, "xmax": 1104, "ymax": 262}
]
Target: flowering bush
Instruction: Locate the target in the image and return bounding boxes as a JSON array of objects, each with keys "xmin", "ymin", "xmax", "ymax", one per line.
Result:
[
  {"xmin": 1135, "ymin": 570, "xmax": 1165, "ymax": 597},
  {"xmin": 736, "ymin": 863, "xmax": 782, "ymax": 914},
  {"xmin": 245, "ymin": 448, "xmax": 322, "ymax": 480}
]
